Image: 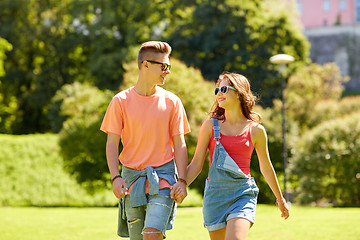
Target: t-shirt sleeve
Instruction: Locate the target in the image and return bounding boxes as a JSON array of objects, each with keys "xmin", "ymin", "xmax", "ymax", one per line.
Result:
[
  {"xmin": 170, "ymin": 98, "xmax": 191, "ymax": 137},
  {"xmin": 100, "ymin": 97, "xmax": 123, "ymax": 135}
]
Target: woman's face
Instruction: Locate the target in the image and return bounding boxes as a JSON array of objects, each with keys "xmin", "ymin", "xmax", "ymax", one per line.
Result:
[{"xmin": 216, "ymin": 79, "xmax": 238, "ymax": 108}]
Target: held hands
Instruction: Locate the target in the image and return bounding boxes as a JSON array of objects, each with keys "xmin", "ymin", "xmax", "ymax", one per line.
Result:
[
  {"xmin": 112, "ymin": 176, "xmax": 128, "ymax": 199},
  {"xmin": 112, "ymin": 175, "xmax": 187, "ymax": 202},
  {"xmin": 170, "ymin": 179, "xmax": 188, "ymax": 204},
  {"xmin": 276, "ymin": 198, "xmax": 290, "ymax": 219}
]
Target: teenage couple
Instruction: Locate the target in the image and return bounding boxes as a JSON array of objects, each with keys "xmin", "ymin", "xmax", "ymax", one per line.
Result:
[{"xmin": 101, "ymin": 41, "xmax": 289, "ymax": 240}]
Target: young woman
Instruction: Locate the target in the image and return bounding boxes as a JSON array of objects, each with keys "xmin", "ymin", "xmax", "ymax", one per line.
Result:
[{"xmin": 184, "ymin": 72, "xmax": 289, "ymax": 240}]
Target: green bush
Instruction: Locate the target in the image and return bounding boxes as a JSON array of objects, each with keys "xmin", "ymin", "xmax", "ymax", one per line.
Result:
[
  {"xmin": 289, "ymin": 111, "xmax": 360, "ymax": 206},
  {"xmin": 285, "ymin": 63, "xmax": 348, "ymax": 130},
  {"xmin": 309, "ymin": 96, "xmax": 360, "ymax": 128},
  {"xmin": 55, "ymin": 83, "xmax": 114, "ymax": 192},
  {"xmin": 0, "ymin": 134, "xmax": 116, "ymax": 206},
  {"xmin": 48, "ymin": 82, "xmax": 113, "ymax": 132}
]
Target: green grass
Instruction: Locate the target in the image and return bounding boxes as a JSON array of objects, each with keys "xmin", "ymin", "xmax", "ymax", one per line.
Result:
[
  {"xmin": 1, "ymin": 205, "xmax": 359, "ymax": 240},
  {"xmin": 0, "ymin": 134, "xmax": 116, "ymax": 207}
]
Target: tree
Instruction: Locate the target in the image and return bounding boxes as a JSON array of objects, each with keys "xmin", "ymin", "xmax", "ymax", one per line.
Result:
[
  {"xmin": 167, "ymin": 0, "xmax": 309, "ymax": 107},
  {"xmin": 0, "ymin": 38, "xmax": 12, "ymax": 77},
  {"xmin": 285, "ymin": 63, "xmax": 349, "ymax": 130},
  {"xmin": 0, "ymin": 0, "xmax": 88, "ymax": 133},
  {"xmin": 0, "ymin": 37, "xmax": 14, "ymax": 133},
  {"xmin": 289, "ymin": 111, "xmax": 360, "ymax": 206},
  {"xmin": 0, "ymin": 0, "xmax": 174, "ymax": 133}
]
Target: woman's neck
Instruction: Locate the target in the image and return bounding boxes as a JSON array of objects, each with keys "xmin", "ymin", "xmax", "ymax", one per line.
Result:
[{"xmin": 224, "ymin": 107, "xmax": 247, "ymax": 124}]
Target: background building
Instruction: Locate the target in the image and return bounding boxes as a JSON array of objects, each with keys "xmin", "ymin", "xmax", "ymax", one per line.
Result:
[
  {"xmin": 295, "ymin": 0, "xmax": 360, "ymax": 90},
  {"xmin": 296, "ymin": 0, "xmax": 360, "ymax": 27}
]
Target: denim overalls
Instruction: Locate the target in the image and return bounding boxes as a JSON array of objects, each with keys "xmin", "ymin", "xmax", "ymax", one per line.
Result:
[{"xmin": 203, "ymin": 118, "xmax": 259, "ymax": 231}]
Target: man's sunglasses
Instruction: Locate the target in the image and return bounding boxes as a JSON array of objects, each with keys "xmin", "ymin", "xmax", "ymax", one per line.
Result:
[
  {"xmin": 214, "ymin": 86, "xmax": 237, "ymax": 95},
  {"xmin": 143, "ymin": 60, "xmax": 171, "ymax": 71}
]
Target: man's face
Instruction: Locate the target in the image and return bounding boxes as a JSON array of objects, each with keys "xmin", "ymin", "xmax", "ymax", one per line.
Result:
[{"xmin": 144, "ymin": 53, "xmax": 171, "ymax": 86}]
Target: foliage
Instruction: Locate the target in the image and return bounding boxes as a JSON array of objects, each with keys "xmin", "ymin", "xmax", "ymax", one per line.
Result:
[
  {"xmin": 167, "ymin": 0, "xmax": 309, "ymax": 106},
  {"xmin": 56, "ymin": 83, "xmax": 113, "ymax": 192},
  {"xmin": 0, "ymin": 0, "xmax": 171, "ymax": 134},
  {"xmin": 0, "ymin": 134, "xmax": 116, "ymax": 206},
  {"xmin": 285, "ymin": 63, "xmax": 349, "ymax": 130},
  {"xmin": 1, "ymin": 0, "xmax": 83, "ymax": 133},
  {"xmin": 0, "ymin": 37, "xmax": 12, "ymax": 77},
  {"xmin": 0, "ymin": 37, "xmax": 15, "ymax": 133},
  {"xmin": 47, "ymin": 81, "xmax": 113, "ymax": 132},
  {"xmin": 308, "ymin": 95, "xmax": 360, "ymax": 128},
  {"xmin": 289, "ymin": 111, "xmax": 360, "ymax": 206},
  {"xmin": 0, "ymin": 0, "xmax": 310, "ymax": 134}
]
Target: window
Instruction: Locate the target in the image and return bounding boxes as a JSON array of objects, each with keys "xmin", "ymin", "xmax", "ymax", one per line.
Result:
[
  {"xmin": 335, "ymin": 47, "xmax": 349, "ymax": 76},
  {"xmin": 323, "ymin": 0, "xmax": 331, "ymax": 12},
  {"xmin": 357, "ymin": 0, "xmax": 360, "ymax": 22},
  {"xmin": 297, "ymin": 1, "xmax": 303, "ymax": 13},
  {"xmin": 339, "ymin": 0, "xmax": 347, "ymax": 11}
]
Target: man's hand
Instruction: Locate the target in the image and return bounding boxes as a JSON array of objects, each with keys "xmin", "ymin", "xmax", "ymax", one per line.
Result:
[
  {"xmin": 170, "ymin": 181, "xmax": 187, "ymax": 204},
  {"xmin": 112, "ymin": 177, "xmax": 128, "ymax": 199}
]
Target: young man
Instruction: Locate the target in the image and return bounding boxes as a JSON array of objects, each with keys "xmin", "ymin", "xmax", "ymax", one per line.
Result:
[{"xmin": 100, "ymin": 41, "xmax": 190, "ymax": 240}]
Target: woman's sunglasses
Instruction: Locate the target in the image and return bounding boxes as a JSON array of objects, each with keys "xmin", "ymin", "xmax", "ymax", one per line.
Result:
[
  {"xmin": 143, "ymin": 60, "xmax": 171, "ymax": 71},
  {"xmin": 214, "ymin": 86, "xmax": 237, "ymax": 95}
]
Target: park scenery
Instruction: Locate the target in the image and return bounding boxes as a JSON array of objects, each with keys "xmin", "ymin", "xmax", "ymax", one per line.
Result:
[{"xmin": 0, "ymin": 0, "xmax": 359, "ymax": 239}]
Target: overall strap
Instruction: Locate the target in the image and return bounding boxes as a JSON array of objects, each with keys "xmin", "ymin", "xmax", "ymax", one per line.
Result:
[{"xmin": 212, "ymin": 118, "xmax": 221, "ymax": 140}]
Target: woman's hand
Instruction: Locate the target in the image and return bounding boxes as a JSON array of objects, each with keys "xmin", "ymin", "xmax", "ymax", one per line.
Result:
[{"xmin": 276, "ymin": 198, "xmax": 290, "ymax": 219}]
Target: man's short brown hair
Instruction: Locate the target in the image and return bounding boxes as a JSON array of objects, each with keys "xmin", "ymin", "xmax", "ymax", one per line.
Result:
[{"xmin": 137, "ymin": 41, "xmax": 172, "ymax": 69}]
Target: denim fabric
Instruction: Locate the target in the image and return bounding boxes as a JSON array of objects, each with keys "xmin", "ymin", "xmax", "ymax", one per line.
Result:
[
  {"xmin": 117, "ymin": 160, "xmax": 177, "ymax": 238},
  {"xmin": 124, "ymin": 188, "xmax": 175, "ymax": 239},
  {"xmin": 203, "ymin": 119, "xmax": 259, "ymax": 231}
]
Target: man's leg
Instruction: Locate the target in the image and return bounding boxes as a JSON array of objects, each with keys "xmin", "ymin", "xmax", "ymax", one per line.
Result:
[
  {"xmin": 143, "ymin": 189, "xmax": 175, "ymax": 240},
  {"xmin": 143, "ymin": 228, "xmax": 163, "ymax": 240},
  {"xmin": 124, "ymin": 195, "xmax": 146, "ymax": 240}
]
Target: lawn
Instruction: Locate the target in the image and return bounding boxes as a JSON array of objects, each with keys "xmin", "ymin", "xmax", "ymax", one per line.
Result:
[{"xmin": 1, "ymin": 205, "xmax": 359, "ymax": 240}]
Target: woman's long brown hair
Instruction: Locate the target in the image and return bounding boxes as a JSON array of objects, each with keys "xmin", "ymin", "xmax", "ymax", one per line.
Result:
[{"xmin": 209, "ymin": 72, "xmax": 261, "ymax": 123}]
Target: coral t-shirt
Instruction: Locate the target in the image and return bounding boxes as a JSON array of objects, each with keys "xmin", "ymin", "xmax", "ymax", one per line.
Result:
[{"xmin": 100, "ymin": 86, "xmax": 190, "ymax": 170}]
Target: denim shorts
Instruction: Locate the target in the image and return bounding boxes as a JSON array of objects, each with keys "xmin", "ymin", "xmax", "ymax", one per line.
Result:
[
  {"xmin": 124, "ymin": 188, "xmax": 175, "ymax": 239},
  {"xmin": 203, "ymin": 177, "xmax": 259, "ymax": 231}
]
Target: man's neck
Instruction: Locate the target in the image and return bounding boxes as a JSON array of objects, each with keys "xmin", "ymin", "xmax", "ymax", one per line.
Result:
[{"xmin": 134, "ymin": 78, "xmax": 157, "ymax": 96}]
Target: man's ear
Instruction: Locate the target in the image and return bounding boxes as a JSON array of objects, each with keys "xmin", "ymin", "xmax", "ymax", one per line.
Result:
[{"xmin": 142, "ymin": 60, "xmax": 149, "ymax": 69}]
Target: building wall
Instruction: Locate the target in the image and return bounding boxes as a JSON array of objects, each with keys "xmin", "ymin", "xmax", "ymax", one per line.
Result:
[
  {"xmin": 297, "ymin": 0, "xmax": 357, "ymax": 28},
  {"xmin": 293, "ymin": 0, "xmax": 360, "ymax": 90},
  {"xmin": 304, "ymin": 25, "xmax": 360, "ymax": 90}
]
